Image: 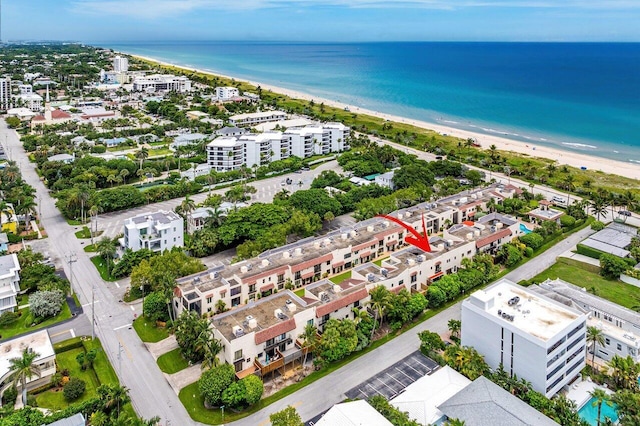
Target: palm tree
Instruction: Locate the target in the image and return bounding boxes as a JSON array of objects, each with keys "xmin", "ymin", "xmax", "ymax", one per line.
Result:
[
  {"xmin": 96, "ymin": 237, "xmax": 117, "ymax": 276},
  {"xmin": 300, "ymin": 323, "xmax": 318, "ymax": 368},
  {"xmin": 448, "ymin": 319, "xmax": 461, "ymax": 340},
  {"xmin": 98, "ymin": 384, "xmax": 131, "ymax": 418},
  {"xmin": 590, "ymin": 197, "xmax": 608, "ymax": 221},
  {"xmin": 606, "ymin": 355, "xmax": 640, "ymax": 391},
  {"xmin": 179, "ymin": 196, "xmax": 196, "ymax": 223},
  {"xmin": 204, "ymin": 207, "xmax": 224, "ymax": 229},
  {"xmin": 119, "ymin": 168, "xmax": 130, "ymax": 185},
  {"xmin": 8, "ymin": 348, "xmax": 41, "ymax": 406},
  {"xmin": 199, "ymin": 331, "xmax": 223, "ymax": 370},
  {"xmin": 88, "ymin": 205, "xmax": 102, "ymax": 246},
  {"xmin": 14, "ymin": 197, "xmax": 37, "ymax": 232},
  {"xmin": 621, "ymin": 190, "xmax": 637, "ymax": 212},
  {"xmin": 586, "ymin": 325, "xmax": 605, "ymax": 370},
  {"xmin": 107, "ymin": 174, "xmax": 117, "ymax": 187},
  {"xmin": 444, "ymin": 419, "xmax": 466, "ymax": 426},
  {"xmin": 590, "ymin": 388, "xmax": 613, "ymax": 426},
  {"xmin": 367, "ymin": 285, "xmax": 391, "ymax": 340},
  {"xmin": 135, "ymin": 147, "xmax": 149, "ymax": 170}
]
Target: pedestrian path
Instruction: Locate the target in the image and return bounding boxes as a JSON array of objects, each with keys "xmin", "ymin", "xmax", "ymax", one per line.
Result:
[
  {"xmin": 146, "ymin": 335, "xmax": 178, "ymax": 360},
  {"xmin": 559, "ymin": 251, "xmax": 601, "ymax": 267}
]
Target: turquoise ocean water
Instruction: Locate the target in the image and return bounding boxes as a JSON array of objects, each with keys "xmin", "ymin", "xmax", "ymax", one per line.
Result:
[{"xmin": 104, "ymin": 41, "xmax": 640, "ymax": 164}]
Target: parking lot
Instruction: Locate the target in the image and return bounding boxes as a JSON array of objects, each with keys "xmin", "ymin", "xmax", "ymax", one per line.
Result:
[{"xmin": 345, "ymin": 351, "xmax": 439, "ymax": 401}]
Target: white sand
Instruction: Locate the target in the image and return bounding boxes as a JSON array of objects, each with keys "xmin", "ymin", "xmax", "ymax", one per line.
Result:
[{"xmin": 132, "ymin": 54, "xmax": 640, "ymax": 181}]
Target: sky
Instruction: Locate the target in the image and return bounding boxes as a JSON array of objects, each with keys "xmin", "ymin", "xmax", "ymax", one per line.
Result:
[{"xmin": 4, "ymin": 0, "xmax": 640, "ymax": 42}]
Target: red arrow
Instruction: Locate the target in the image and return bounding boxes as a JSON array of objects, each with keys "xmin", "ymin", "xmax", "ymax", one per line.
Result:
[{"xmin": 376, "ymin": 213, "xmax": 432, "ymax": 253}]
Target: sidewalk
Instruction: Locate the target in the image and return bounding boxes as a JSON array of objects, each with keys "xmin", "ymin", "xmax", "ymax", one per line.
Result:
[{"xmin": 559, "ymin": 251, "xmax": 601, "ymax": 267}]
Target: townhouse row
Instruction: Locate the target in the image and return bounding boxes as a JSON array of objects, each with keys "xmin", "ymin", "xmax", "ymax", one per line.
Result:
[
  {"xmin": 206, "ymin": 122, "xmax": 350, "ymax": 172},
  {"xmin": 173, "ymin": 183, "xmax": 526, "ymax": 326}
]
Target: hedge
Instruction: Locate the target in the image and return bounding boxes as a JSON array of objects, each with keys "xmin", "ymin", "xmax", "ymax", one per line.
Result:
[
  {"xmin": 576, "ymin": 244, "xmax": 606, "ymax": 260},
  {"xmin": 54, "ymin": 337, "xmax": 85, "ymax": 354}
]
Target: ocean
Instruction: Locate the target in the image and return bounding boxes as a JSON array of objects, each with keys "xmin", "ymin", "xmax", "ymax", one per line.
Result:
[{"xmin": 104, "ymin": 41, "xmax": 640, "ymax": 164}]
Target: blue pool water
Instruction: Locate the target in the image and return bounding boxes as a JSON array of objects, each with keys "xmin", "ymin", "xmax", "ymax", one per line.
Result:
[
  {"xmin": 519, "ymin": 224, "xmax": 532, "ymax": 234},
  {"xmin": 578, "ymin": 396, "xmax": 619, "ymax": 426}
]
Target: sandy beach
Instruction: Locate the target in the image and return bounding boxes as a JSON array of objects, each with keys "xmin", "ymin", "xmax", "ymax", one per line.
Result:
[{"xmin": 132, "ymin": 54, "xmax": 640, "ymax": 181}]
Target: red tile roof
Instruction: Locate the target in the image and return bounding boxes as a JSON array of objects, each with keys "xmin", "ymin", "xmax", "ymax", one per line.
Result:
[
  {"xmin": 244, "ymin": 265, "xmax": 288, "ymax": 285},
  {"xmin": 352, "ymin": 239, "xmax": 377, "ymax": 252},
  {"xmin": 254, "ymin": 318, "xmax": 296, "ymax": 344},
  {"xmin": 291, "ymin": 253, "xmax": 333, "ymax": 273},
  {"xmin": 460, "ymin": 200, "xmax": 483, "ymax": 211},
  {"xmin": 390, "ymin": 285, "xmax": 406, "ymax": 294},
  {"xmin": 260, "ymin": 283, "xmax": 274, "ymax": 292},
  {"xmin": 385, "ymin": 239, "xmax": 398, "ymax": 246},
  {"xmin": 316, "ymin": 288, "xmax": 368, "ymax": 318},
  {"xmin": 539, "ymin": 200, "xmax": 552, "ymax": 206},
  {"xmin": 475, "ymin": 229, "xmax": 512, "ymax": 248}
]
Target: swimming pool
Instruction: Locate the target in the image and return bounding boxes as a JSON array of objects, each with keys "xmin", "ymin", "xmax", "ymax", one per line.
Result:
[
  {"xmin": 578, "ymin": 396, "xmax": 619, "ymax": 426},
  {"xmin": 519, "ymin": 223, "xmax": 533, "ymax": 234}
]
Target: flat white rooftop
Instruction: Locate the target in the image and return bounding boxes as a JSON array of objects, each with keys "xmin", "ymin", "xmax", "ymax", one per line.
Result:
[
  {"xmin": 467, "ymin": 280, "xmax": 582, "ymax": 342},
  {"xmin": 0, "ymin": 330, "xmax": 54, "ymax": 379}
]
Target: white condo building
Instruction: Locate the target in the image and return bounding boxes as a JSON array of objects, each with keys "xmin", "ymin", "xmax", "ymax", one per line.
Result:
[
  {"xmin": 215, "ymin": 86, "xmax": 240, "ymax": 101},
  {"xmin": 113, "ymin": 55, "xmax": 129, "ymax": 73},
  {"xmin": 0, "ymin": 77, "xmax": 11, "ymax": 111},
  {"xmin": 462, "ymin": 279, "xmax": 588, "ymax": 398},
  {"xmin": 0, "ymin": 254, "xmax": 21, "ymax": 314},
  {"xmin": 206, "ymin": 124, "xmax": 349, "ymax": 172},
  {"xmin": 132, "ymin": 74, "xmax": 191, "ymax": 93},
  {"xmin": 122, "ymin": 211, "xmax": 184, "ymax": 253},
  {"xmin": 229, "ymin": 111, "xmax": 287, "ymax": 127}
]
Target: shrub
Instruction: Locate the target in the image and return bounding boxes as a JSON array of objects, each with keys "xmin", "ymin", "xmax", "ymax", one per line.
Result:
[
  {"xmin": 591, "ymin": 221, "xmax": 605, "ymax": 231},
  {"xmin": 51, "ymin": 373, "xmax": 64, "ymax": 387},
  {"xmin": 198, "ymin": 364, "xmax": 235, "ymax": 407},
  {"xmin": 242, "ymin": 375, "xmax": 264, "ymax": 406},
  {"xmin": 143, "ymin": 291, "xmax": 169, "ymax": 322},
  {"xmin": 0, "ymin": 311, "xmax": 20, "ymax": 327},
  {"xmin": 560, "ymin": 215, "xmax": 576, "ymax": 228},
  {"xmin": 524, "ymin": 247, "xmax": 534, "ymax": 258},
  {"xmin": 1, "ymin": 385, "xmax": 17, "ymax": 406},
  {"xmin": 600, "ymin": 253, "xmax": 630, "ymax": 279},
  {"xmin": 29, "ymin": 290, "xmax": 65, "ymax": 318},
  {"xmin": 63, "ymin": 377, "xmax": 86, "ymax": 401},
  {"xmin": 519, "ymin": 233, "xmax": 544, "ymax": 250}
]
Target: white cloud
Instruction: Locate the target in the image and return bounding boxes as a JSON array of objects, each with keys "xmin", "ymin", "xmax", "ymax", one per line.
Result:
[{"xmin": 71, "ymin": 0, "xmax": 640, "ymax": 19}]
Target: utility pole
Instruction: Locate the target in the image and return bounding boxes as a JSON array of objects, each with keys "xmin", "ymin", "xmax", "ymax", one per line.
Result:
[
  {"xmin": 91, "ymin": 282, "xmax": 96, "ymax": 340},
  {"xmin": 118, "ymin": 341, "xmax": 122, "ymax": 373},
  {"xmin": 64, "ymin": 252, "xmax": 77, "ymax": 296}
]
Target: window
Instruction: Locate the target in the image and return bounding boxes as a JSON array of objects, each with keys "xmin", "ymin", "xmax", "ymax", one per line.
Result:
[
  {"xmin": 399, "ymin": 280, "xmax": 404, "ymax": 286},
  {"xmin": 411, "ymin": 275, "xmax": 417, "ymax": 283},
  {"xmin": 344, "ymin": 253, "xmax": 352, "ymax": 259},
  {"xmin": 617, "ymin": 343, "xmax": 622, "ymax": 351},
  {"xmin": 277, "ymin": 274, "xmax": 285, "ymax": 284},
  {"xmin": 248, "ymin": 284, "xmax": 256, "ymax": 293},
  {"xmin": 295, "ymin": 271, "xmax": 301, "ymax": 280},
  {"xmin": 230, "ymin": 286, "xmax": 241, "ymax": 296},
  {"xmin": 353, "ymin": 300, "xmax": 360, "ymax": 308},
  {"xmin": 206, "ymin": 297, "xmax": 212, "ymax": 304},
  {"xmin": 605, "ymin": 338, "xmax": 611, "ymax": 346},
  {"xmin": 234, "ymin": 349, "xmax": 243, "ymax": 361}
]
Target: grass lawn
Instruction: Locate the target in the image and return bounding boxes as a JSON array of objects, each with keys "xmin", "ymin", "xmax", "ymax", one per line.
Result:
[
  {"xmin": 294, "ymin": 289, "xmax": 305, "ymax": 298},
  {"xmin": 133, "ymin": 316, "xmax": 170, "ymax": 343},
  {"xmin": 0, "ymin": 302, "xmax": 71, "ymax": 341},
  {"xmin": 35, "ymin": 347, "xmax": 100, "ymax": 410},
  {"xmin": 329, "ymin": 270, "xmax": 351, "ymax": 285},
  {"xmin": 149, "ymin": 148, "xmax": 173, "ymax": 157},
  {"xmin": 524, "ymin": 257, "xmax": 640, "ymax": 310},
  {"xmin": 84, "ymin": 244, "xmax": 96, "ymax": 252},
  {"xmin": 66, "ymin": 218, "xmax": 84, "ymax": 226},
  {"xmin": 74, "ymin": 226, "xmax": 91, "ymax": 239},
  {"xmin": 83, "ymin": 338, "xmax": 119, "ymax": 385},
  {"xmin": 157, "ymin": 348, "xmax": 190, "ymax": 374},
  {"xmin": 90, "ymin": 256, "xmax": 117, "ymax": 282}
]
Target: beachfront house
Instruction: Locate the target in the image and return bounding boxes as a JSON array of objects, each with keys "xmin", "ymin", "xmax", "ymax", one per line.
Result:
[
  {"xmin": 122, "ymin": 211, "xmax": 184, "ymax": 253},
  {"xmin": 0, "ymin": 253, "xmax": 21, "ymax": 314}
]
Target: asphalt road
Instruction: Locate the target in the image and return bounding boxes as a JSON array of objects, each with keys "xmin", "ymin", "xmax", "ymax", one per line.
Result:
[{"xmin": 1, "ymin": 121, "xmax": 189, "ymax": 425}]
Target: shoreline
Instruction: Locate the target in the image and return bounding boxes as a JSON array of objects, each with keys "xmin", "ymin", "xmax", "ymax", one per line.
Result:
[{"xmin": 128, "ymin": 53, "xmax": 640, "ymax": 181}]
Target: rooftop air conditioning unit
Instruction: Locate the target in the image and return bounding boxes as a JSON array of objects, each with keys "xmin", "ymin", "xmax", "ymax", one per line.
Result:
[
  {"xmin": 416, "ymin": 255, "xmax": 426, "ymax": 263},
  {"xmin": 350, "ymin": 230, "xmax": 357, "ymax": 238},
  {"xmin": 262, "ymin": 259, "xmax": 270, "ymax": 267},
  {"xmin": 381, "ymin": 268, "xmax": 389, "ymax": 277},
  {"xmin": 333, "ymin": 285, "xmax": 342, "ymax": 293},
  {"xmin": 232, "ymin": 325, "xmax": 244, "ymax": 337},
  {"xmin": 367, "ymin": 273, "xmax": 376, "ymax": 282},
  {"xmin": 367, "ymin": 225, "xmax": 374, "ymax": 232},
  {"xmin": 283, "ymin": 251, "xmax": 290, "ymax": 259},
  {"xmin": 240, "ymin": 266, "xmax": 248, "ymax": 273},
  {"xmin": 341, "ymin": 233, "xmax": 348, "ymax": 240},
  {"xmin": 294, "ymin": 248, "xmax": 302, "ymax": 256},
  {"xmin": 274, "ymin": 308, "xmax": 284, "ymax": 319}
]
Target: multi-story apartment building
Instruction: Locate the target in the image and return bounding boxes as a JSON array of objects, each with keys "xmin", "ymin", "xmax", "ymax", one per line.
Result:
[
  {"xmin": 174, "ymin": 185, "xmax": 525, "ymax": 318},
  {"xmin": 531, "ymin": 278, "xmax": 640, "ymax": 363},
  {"xmin": 215, "ymin": 86, "xmax": 240, "ymax": 101},
  {"xmin": 206, "ymin": 123, "xmax": 350, "ymax": 172},
  {"xmin": 462, "ymin": 279, "xmax": 588, "ymax": 398},
  {"xmin": 206, "ymin": 136, "xmax": 245, "ymax": 172},
  {"xmin": 0, "ymin": 77, "xmax": 11, "ymax": 111},
  {"xmin": 113, "ymin": 56, "xmax": 129, "ymax": 73},
  {"xmin": 132, "ymin": 74, "xmax": 191, "ymax": 93},
  {"xmin": 0, "ymin": 254, "xmax": 21, "ymax": 314},
  {"xmin": 122, "ymin": 211, "xmax": 184, "ymax": 253},
  {"xmin": 229, "ymin": 111, "xmax": 287, "ymax": 127}
]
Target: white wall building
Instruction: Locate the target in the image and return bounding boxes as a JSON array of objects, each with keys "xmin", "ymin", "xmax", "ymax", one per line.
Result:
[
  {"xmin": 0, "ymin": 254, "xmax": 21, "ymax": 314},
  {"xmin": 12, "ymin": 93, "xmax": 43, "ymax": 112},
  {"xmin": 215, "ymin": 86, "xmax": 240, "ymax": 101},
  {"xmin": 132, "ymin": 74, "xmax": 191, "ymax": 93},
  {"xmin": 241, "ymin": 132, "xmax": 287, "ymax": 167},
  {"xmin": 462, "ymin": 279, "xmax": 588, "ymax": 398},
  {"xmin": 113, "ymin": 55, "xmax": 129, "ymax": 73},
  {"xmin": 0, "ymin": 330, "xmax": 56, "ymax": 403},
  {"xmin": 206, "ymin": 137, "xmax": 244, "ymax": 172},
  {"xmin": 531, "ymin": 278, "xmax": 640, "ymax": 363},
  {"xmin": 0, "ymin": 77, "xmax": 11, "ymax": 111},
  {"xmin": 229, "ymin": 111, "xmax": 287, "ymax": 127},
  {"xmin": 122, "ymin": 211, "xmax": 184, "ymax": 253}
]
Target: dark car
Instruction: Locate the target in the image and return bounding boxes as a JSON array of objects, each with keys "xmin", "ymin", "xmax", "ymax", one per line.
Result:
[{"xmin": 619, "ymin": 210, "xmax": 632, "ymax": 217}]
